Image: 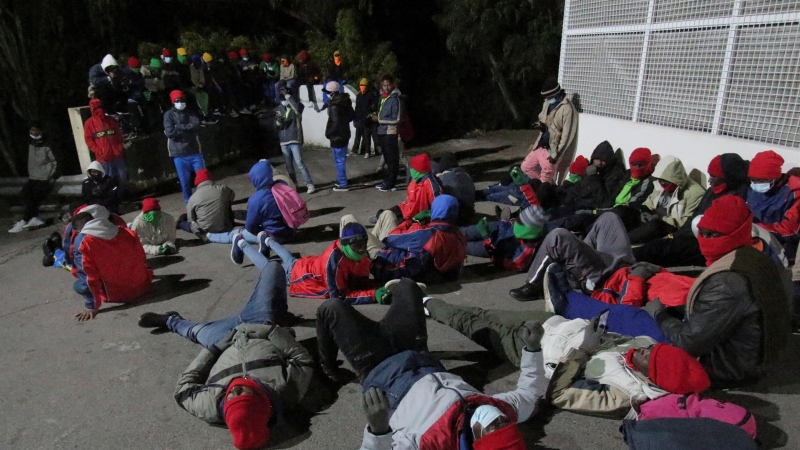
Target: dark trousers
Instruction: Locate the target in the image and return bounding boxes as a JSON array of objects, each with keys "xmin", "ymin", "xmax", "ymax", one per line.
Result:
[
  {"xmin": 315, "ymin": 278, "xmax": 428, "ymax": 379},
  {"xmin": 381, "ymin": 134, "xmax": 400, "ymax": 188},
  {"xmin": 628, "ymin": 219, "xmax": 677, "ymax": 245},
  {"xmin": 633, "ymin": 231, "xmax": 705, "ymax": 267},
  {"xmin": 353, "ymin": 123, "xmax": 379, "ymax": 155},
  {"xmin": 21, "ymin": 179, "xmax": 53, "ymax": 221}
]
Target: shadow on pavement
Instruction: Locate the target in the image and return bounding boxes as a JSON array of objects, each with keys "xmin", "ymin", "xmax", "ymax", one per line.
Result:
[
  {"xmin": 146, "ymin": 255, "xmax": 185, "ymax": 270},
  {"xmin": 102, "ymin": 274, "xmax": 212, "ymax": 314},
  {"xmin": 309, "ymin": 206, "xmax": 345, "ymax": 218}
]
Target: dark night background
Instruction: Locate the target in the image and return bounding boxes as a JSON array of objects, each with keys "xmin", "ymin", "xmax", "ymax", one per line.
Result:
[{"xmin": 0, "ymin": 0, "xmax": 563, "ymax": 176}]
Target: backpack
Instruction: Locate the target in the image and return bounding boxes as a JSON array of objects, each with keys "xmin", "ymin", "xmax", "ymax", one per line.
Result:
[
  {"xmin": 621, "ymin": 418, "xmax": 757, "ymax": 450},
  {"xmin": 637, "ymin": 393, "xmax": 757, "ymax": 439},
  {"xmin": 271, "ymin": 182, "xmax": 309, "ymax": 229}
]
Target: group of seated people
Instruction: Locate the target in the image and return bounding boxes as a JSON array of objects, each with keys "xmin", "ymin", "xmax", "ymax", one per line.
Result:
[{"xmin": 46, "ymin": 142, "xmax": 795, "ymax": 449}]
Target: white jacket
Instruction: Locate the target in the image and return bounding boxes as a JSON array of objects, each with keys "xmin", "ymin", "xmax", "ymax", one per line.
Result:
[{"xmin": 131, "ymin": 211, "xmax": 177, "ymax": 255}]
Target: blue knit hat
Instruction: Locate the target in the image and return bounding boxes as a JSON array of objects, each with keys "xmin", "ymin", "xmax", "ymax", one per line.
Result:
[
  {"xmin": 340, "ymin": 222, "xmax": 368, "ymax": 245},
  {"xmin": 518, "ymin": 205, "xmax": 549, "ymax": 228}
]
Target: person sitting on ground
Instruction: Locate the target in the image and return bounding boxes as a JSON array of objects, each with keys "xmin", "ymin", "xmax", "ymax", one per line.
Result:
[
  {"xmin": 509, "ymin": 211, "xmax": 635, "ymax": 301},
  {"xmin": 8, "ymin": 122, "xmax": 57, "ymax": 233},
  {"xmin": 476, "ymin": 166, "xmax": 537, "ymax": 207},
  {"xmin": 545, "ymin": 316, "xmax": 711, "ymax": 418},
  {"xmin": 130, "ymin": 198, "xmax": 177, "ymax": 256},
  {"xmin": 553, "ymin": 141, "xmax": 627, "ymax": 217},
  {"xmin": 431, "ymin": 152, "xmax": 475, "ymax": 223},
  {"xmin": 746, "ymin": 150, "xmax": 800, "ymax": 258},
  {"xmin": 634, "ymin": 153, "xmax": 749, "ymax": 267},
  {"xmin": 371, "ymin": 195, "xmax": 467, "ymax": 283},
  {"xmin": 313, "ymin": 279, "xmax": 547, "ymax": 449},
  {"xmin": 563, "ymin": 155, "xmax": 589, "ymax": 186},
  {"xmin": 176, "ymin": 169, "xmax": 235, "ymax": 241},
  {"xmin": 627, "ymin": 155, "xmax": 705, "ymax": 244},
  {"xmin": 393, "ymin": 153, "xmax": 442, "ymax": 220},
  {"xmin": 139, "ymin": 262, "xmax": 313, "ymax": 450},
  {"xmin": 231, "ymin": 222, "xmax": 381, "ymax": 305},
  {"xmin": 70, "ymin": 209, "xmax": 152, "ymax": 322},
  {"xmin": 81, "ymin": 161, "xmax": 121, "ymax": 214},
  {"xmin": 463, "ymin": 204, "xmax": 548, "ymax": 273}
]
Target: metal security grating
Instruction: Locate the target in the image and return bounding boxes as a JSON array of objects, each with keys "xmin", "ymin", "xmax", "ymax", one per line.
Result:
[{"xmin": 559, "ymin": 0, "xmax": 800, "ymax": 148}]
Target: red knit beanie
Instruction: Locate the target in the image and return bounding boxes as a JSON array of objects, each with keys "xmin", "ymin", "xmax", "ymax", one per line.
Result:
[
  {"xmin": 239, "ymin": 48, "xmax": 249, "ymax": 57},
  {"xmin": 629, "ymin": 147, "xmax": 651, "ymax": 164},
  {"xmin": 569, "ymin": 155, "xmax": 589, "ymax": 176},
  {"xmin": 697, "ymin": 195, "xmax": 753, "ymax": 265},
  {"xmin": 141, "ymin": 198, "xmax": 161, "ymax": 213},
  {"xmin": 194, "ymin": 169, "xmax": 212, "ymax": 186},
  {"xmin": 473, "ymin": 423, "xmax": 526, "ymax": 450},
  {"xmin": 228, "ymin": 51, "xmax": 239, "ymax": 60},
  {"xmin": 648, "ymin": 344, "xmax": 711, "ymax": 394},
  {"xmin": 707, "ymin": 155, "xmax": 724, "ymax": 178},
  {"xmin": 128, "ymin": 57, "xmax": 140, "ymax": 69},
  {"xmin": 169, "ymin": 90, "xmax": 185, "ymax": 103},
  {"xmin": 410, "ymin": 154, "xmax": 432, "ymax": 173},
  {"xmin": 748, "ymin": 150, "xmax": 784, "ymax": 179},
  {"xmin": 161, "ymin": 48, "xmax": 171, "ymax": 57},
  {"xmin": 298, "ymin": 50, "xmax": 309, "ymax": 62},
  {"xmin": 224, "ymin": 378, "xmax": 272, "ymax": 450},
  {"xmin": 262, "ymin": 53, "xmax": 271, "ymax": 62}
]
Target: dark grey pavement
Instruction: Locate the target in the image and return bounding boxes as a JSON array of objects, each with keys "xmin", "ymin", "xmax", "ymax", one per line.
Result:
[{"xmin": 0, "ymin": 131, "xmax": 797, "ymax": 449}]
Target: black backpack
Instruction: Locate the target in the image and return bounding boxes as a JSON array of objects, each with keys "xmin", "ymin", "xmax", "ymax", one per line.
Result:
[{"xmin": 621, "ymin": 418, "xmax": 757, "ymax": 450}]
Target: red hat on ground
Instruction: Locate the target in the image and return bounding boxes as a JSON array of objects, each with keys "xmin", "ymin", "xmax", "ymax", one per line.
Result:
[
  {"xmin": 410, "ymin": 154, "xmax": 432, "ymax": 174},
  {"xmin": 697, "ymin": 195, "xmax": 753, "ymax": 265},
  {"xmin": 228, "ymin": 51, "xmax": 239, "ymax": 60},
  {"xmin": 569, "ymin": 155, "xmax": 589, "ymax": 176},
  {"xmin": 162, "ymin": 48, "xmax": 171, "ymax": 57},
  {"xmin": 748, "ymin": 150, "xmax": 784, "ymax": 179},
  {"xmin": 142, "ymin": 198, "xmax": 161, "ymax": 213},
  {"xmin": 128, "ymin": 57, "xmax": 140, "ymax": 69},
  {"xmin": 239, "ymin": 48, "xmax": 249, "ymax": 57},
  {"xmin": 473, "ymin": 423, "xmax": 526, "ymax": 450},
  {"xmin": 647, "ymin": 344, "xmax": 711, "ymax": 394},
  {"xmin": 262, "ymin": 53, "xmax": 271, "ymax": 62},
  {"xmin": 223, "ymin": 378, "xmax": 272, "ymax": 450},
  {"xmin": 707, "ymin": 155, "xmax": 724, "ymax": 178},
  {"xmin": 169, "ymin": 90, "xmax": 185, "ymax": 103},
  {"xmin": 194, "ymin": 169, "xmax": 212, "ymax": 186}
]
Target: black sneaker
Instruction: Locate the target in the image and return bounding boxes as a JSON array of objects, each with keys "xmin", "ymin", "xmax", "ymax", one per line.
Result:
[
  {"xmin": 377, "ymin": 184, "xmax": 396, "ymax": 192},
  {"xmin": 332, "ymin": 185, "xmax": 350, "ymax": 192},
  {"xmin": 509, "ymin": 282, "xmax": 544, "ymax": 302},
  {"xmin": 138, "ymin": 311, "xmax": 181, "ymax": 329}
]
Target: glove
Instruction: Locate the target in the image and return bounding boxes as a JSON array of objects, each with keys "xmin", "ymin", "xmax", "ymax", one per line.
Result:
[
  {"xmin": 547, "ymin": 156, "xmax": 558, "ymax": 165},
  {"xmin": 412, "ymin": 209, "xmax": 431, "ymax": 223},
  {"xmin": 374, "ymin": 287, "xmax": 391, "ymax": 305},
  {"xmin": 163, "ymin": 243, "xmax": 178, "ymax": 255},
  {"xmin": 579, "ymin": 315, "xmax": 606, "ymax": 353},
  {"xmin": 643, "ymin": 297, "xmax": 666, "ymax": 318},
  {"xmin": 585, "ymin": 165, "xmax": 598, "ymax": 176},
  {"xmin": 509, "ymin": 166, "xmax": 529, "ymax": 186},
  {"xmin": 630, "ymin": 262, "xmax": 661, "ymax": 280},
  {"xmin": 641, "ymin": 211, "xmax": 659, "ymax": 222},
  {"xmin": 518, "ymin": 320, "xmax": 544, "ymax": 351},
  {"xmin": 157, "ymin": 245, "xmax": 166, "ymax": 255},
  {"xmin": 362, "ymin": 387, "xmax": 391, "ymax": 435},
  {"xmin": 475, "ymin": 217, "xmax": 490, "ymax": 238}
]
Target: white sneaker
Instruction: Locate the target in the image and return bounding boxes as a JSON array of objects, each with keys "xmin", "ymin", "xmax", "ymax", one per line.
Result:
[
  {"xmin": 422, "ymin": 296, "xmax": 433, "ymax": 317},
  {"xmin": 23, "ymin": 217, "xmax": 45, "ymax": 230},
  {"xmin": 307, "ymin": 185, "xmax": 316, "ymax": 194},
  {"xmin": 384, "ymin": 279, "xmax": 427, "ymax": 293},
  {"xmin": 8, "ymin": 220, "xmax": 26, "ymax": 233}
]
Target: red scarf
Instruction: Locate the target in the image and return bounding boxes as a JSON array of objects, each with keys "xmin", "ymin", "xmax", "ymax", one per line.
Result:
[
  {"xmin": 711, "ymin": 183, "xmax": 727, "ymax": 194},
  {"xmin": 697, "ymin": 216, "xmax": 752, "ymax": 265}
]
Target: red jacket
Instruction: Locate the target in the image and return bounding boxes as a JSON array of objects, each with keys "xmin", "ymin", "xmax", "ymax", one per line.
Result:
[
  {"xmin": 592, "ymin": 267, "xmax": 694, "ymax": 308},
  {"xmin": 288, "ymin": 241, "xmax": 378, "ymax": 304},
  {"xmin": 83, "ymin": 100, "xmax": 124, "ymax": 162},
  {"xmin": 399, "ymin": 174, "xmax": 442, "ymax": 220},
  {"xmin": 73, "ymin": 222, "xmax": 152, "ymax": 309}
]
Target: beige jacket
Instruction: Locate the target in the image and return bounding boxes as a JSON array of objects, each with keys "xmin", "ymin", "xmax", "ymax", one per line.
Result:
[
  {"xmin": 643, "ymin": 156, "xmax": 706, "ymax": 228},
  {"xmin": 534, "ymin": 97, "xmax": 579, "ymax": 160},
  {"xmin": 131, "ymin": 211, "xmax": 177, "ymax": 255}
]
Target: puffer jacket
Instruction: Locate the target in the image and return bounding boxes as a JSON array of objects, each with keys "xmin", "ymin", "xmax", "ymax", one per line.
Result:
[
  {"xmin": 187, "ymin": 181, "xmax": 235, "ymax": 233},
  {"xmin": 748, "ymin": 174, "xmax": 800, "ymax": 238},
  {"xmin": 325, "ymin": 93, "xmax": 354, "ymax": 148},
  {"xmin": 84, "ymin": 100, "xmax": 124, "ymax": 163},
  {"xmin": 27, "ymin": 138, "xmax": 57, "ymax": 181},
  {"xmin": 360, "ymin": 349, "xmax": 545, "ymax": 450},
  {"xmin": 593, "ymin": 267, "xmax": 695, "ymax": 308},
  {"xmin": 652, "ymin": 246, "xmax": 791, "ymax": 386},
  {"xmin": 174, "ymin": 324, "xmax": 314, "ymax": 424},
  {"xmin": 562, "ymin": 141, "xmax": 627, "ymax": 208},
  {"xmin": 130, "ymin": 211, "xmax": 177, "ymax": 256},
  {"xmin": 377, "ymin": 89, "xmax": 401, "ymax": 135},
  {"xmin": 288, "ymin": 240, "xmax": 378, "ymax": 304},
  {"xmin": 245, "ymin": 161, "xmax": 293, "ymax": 241},
  {"xmin": 643, "ymin": 156, "xmax": 705, "ymax": 228},
  {"xmin": 398, "ymin": 173, "xmax": 443, "ymax": 220},
  {"xmin": 533, "ymin": 96, "xmax": 579, "ymax": 161},
  {"xmin": 163, "ymin": 108, "xmax": 201, "ymax": 157},
  {"xmin": 543, "ymin": 316, "xmax": 666, "ymax": 418},
  {"xmin": 276, "ymin": 96, "xmax": 304, "ymax": 145}
]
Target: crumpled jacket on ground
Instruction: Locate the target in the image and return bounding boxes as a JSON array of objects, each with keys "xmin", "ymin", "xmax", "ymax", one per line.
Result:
[
  {"xmin": 643, "ymin": 156, "xmax": 705, "ymax": 228},
  {"xmin": 130, "ymin": 211, "xmax": 177, "ymax": 256}
]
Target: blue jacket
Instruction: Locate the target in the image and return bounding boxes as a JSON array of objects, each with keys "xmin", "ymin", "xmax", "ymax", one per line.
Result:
[
  {"xmin": 245, "ymin": 161, "xmax": 293, "ymax": 240},
  {"xmin": 377, "ymin": 89, "xmax": 401, "ymax": 135},
  {"xmin": 163, "ymin": 108, "xmax": 201, "ymax": 157}
]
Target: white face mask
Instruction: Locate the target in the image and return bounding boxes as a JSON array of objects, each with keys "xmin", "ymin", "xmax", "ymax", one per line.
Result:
[
  {"xmin": 243, "ymin": 57, "xmax": 249, "ymax": 61},
  {"xmin": 174, "ymin": 102, "xmax": 186, "ymax": 111},
  {"xmin": 164, "ymin": 57, "xmax": 172, "ymax": 64},
  {"xmin": 30, "ymin": 134, "xmax": 42, "ymax": 140},
  {"xmin": 281, "ymin": 100, "xmax": 289, "ymax": 106},
  {"xmin": 750, "ymin": 181, "xmax": 772, "ymax": 194},
  {"xmin": 548, "ymin": 98, "xmax": 558, "ymax": 105}
]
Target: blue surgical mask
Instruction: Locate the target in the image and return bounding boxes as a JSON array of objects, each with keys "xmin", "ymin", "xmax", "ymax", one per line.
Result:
[
  {"xmin": 750, "ymin": 181, "xmax": 772, "ymax": 194},
  {"xmin": 548, "ymin": 98, "xmax": 558, "ymax": 105},
  {"xmin": 164, "ymin": 57, "xmax": 172, "ymax": 64},
  {"xmin": 281, "ymin": 100, "xmax": 289, "ymax": 106},
  {"xmin": 174, "ymin": 102, "xmax": 186, "ymax": 111}
]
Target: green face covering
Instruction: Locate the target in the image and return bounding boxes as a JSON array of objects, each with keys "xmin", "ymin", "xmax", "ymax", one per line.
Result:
[
  {"xmin": 341, "ymin": 242, "xmax": 366, "ymax": 261},
  {"xmin": 409, "ymin": 168, "xmax": 427, "ymax": 182},
  {"xmin": 513, "ymin": 220, "xmax": 542, "ymax": 240},
  {"xmin": 143, "ymin": 210, "xmax": 162, "ymax": 225},
  {"xmin": 178, "ymin": 55, "xmax": 189, "ymax": 64},
  {"xmin": 614, "ymin": 178, "xmax": 642, "ymax": 207},
  {"xmin": 566, "ymin": 173, "xmax": 582, "ymax": 184}
]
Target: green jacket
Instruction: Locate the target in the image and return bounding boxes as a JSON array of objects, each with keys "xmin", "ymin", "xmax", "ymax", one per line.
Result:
[{"xmin": 174, "ymin": 324, "xmax": 314, "ymax": 424}]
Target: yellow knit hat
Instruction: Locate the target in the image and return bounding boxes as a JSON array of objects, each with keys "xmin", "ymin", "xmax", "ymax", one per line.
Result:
[
  {"xmin": 359, "ymin": 78, "xmax": 368, "ymax": 86},
  {"xmin": 177, "ymin": 47, "xmax": 188, "ymax": 56},
  {"xmin": 202, "ymin": 52, "xmax": 213, "ymax": 62}
]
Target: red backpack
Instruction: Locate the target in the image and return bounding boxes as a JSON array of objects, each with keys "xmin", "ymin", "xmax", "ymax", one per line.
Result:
[
  {"xmin": 637, "ymin": 393, "xmax": 757, "ymax": 439},
  {"xmin": 271, "ymin": 182, "xmax": 309, "ymax": 229}
]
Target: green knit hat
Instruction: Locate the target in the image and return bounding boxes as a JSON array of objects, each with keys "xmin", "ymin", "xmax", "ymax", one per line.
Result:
[{"xmin": 149, "ymin": 58, "xmax": 162, "ymax": 68}]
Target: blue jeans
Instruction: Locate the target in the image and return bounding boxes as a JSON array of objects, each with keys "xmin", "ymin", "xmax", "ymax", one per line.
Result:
[
  {"xmin": 243, "ymin": 239, "xmax": 297, "ymax": 277},
  {"xmin": 561, "ymin": 291, "xmax": 668, "ymax": 343},
  {"xmin": 462, "ymin": 223, "xmax": 500, "ymax": 258},
  {"xmin": 482, "ymin": 184, "xmax": 524, "ymax": 206},
  {"xmin": 207, "ymin": 228, "xmax": 258, "ymax": 244},
  {"xmin": 173, "ymin": 154, "xmax": 206, "ymax": 203},
  {"xmin": 281, "ymin": 144, "xmax": 314, "ymax": 186},
  {"xmin": 332, "ymin": 147, "xmax": 348, "ymax": 186},
  {"xmin": 167, "ymin": 261, "xmax": 288, "ymax": 349},
  {"xmin": 100, "ymin": 159, "xmax": 128, "ymax": 197}
]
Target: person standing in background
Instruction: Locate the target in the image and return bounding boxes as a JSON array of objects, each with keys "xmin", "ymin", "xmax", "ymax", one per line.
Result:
[
  {"xmin": 8, "ymin": 122, "xmax": 57, "ymax": 233},
  {"xmin": 163, "ymin": 89, "xmax": 204, "ymax": 203},
  {"xmin": 325, "ymin": 81, "xmax": 355, "ymax": 192}
]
